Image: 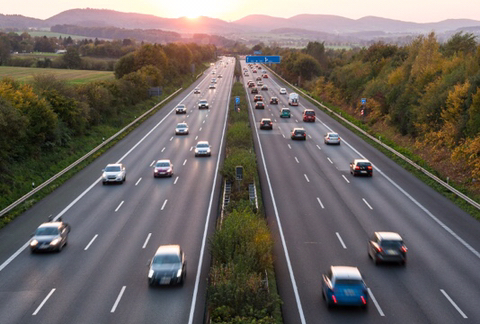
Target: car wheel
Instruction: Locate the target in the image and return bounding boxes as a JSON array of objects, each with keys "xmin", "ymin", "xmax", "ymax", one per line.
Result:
[
  {"xmin": 374, "ymin": 256, "xmax": 380, "ymax": 265},
  {"xmin": 102, "ymin": 182, "xmax": 106, "ymax": 185},
  {"xmin": 148, "ymin": 278, "xmax": 155, "ymax": 287},
  {"xmin": 401, "ymin": 259, "xmax": 407, "ymax": 266},
  {"xmin": 361, "ymin": 303, "xmax": 368, "ymax": 310},
  {"xmin": 57, "ymin": 244, "xmax": 63, "ymax": 253}
]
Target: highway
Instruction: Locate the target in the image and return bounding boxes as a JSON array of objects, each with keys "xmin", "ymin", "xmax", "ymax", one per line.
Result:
[
  {"xmin": 0, "ymin": 58, "xmax": 235, "ymax": 324},
  {"xmin": 241, "ymin": 61, "xmax": 480, "ymax": 324}
]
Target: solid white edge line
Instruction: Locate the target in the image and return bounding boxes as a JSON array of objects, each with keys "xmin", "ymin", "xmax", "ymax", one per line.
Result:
[
  {"xmin": 188, "ymin": 62, "xmax": 233, "ymax": 324},
  {"xmin": 368, "ymin": 288, "xmax": 385, "ymax": 316},
  {"xmin": 316, "ymin": 197, "xmax": 325, "ymax": 209},
  {"xmin": 32, "ymin": 288, "xmax": 56, "ymax": 316},
  {"xmin": 241, "ymin": 70, "xmax": 307, "ymax": 324},
  {"xmin": 114, "ymin": 201, "xmax": 124, "ymax": 212},
  {"xmin": 440, "ymin": 289, "xmax": 468, "ymax": 318},
  {"xmin": 161, "ymin": 199, "xmax": 168, "ymax": 211},
  {"xmin": 142, "ymin": 233, "xmax": 152, "ymax": 249},
  {"xmin": 84, "ymin": 234, "xmax": 98, "ymax": 251},
  {"xmin": 304, "ymin": 174, "xmax": 310, "ymax": 183},
  {"xmin": 174, "ymin": 176, "xmax": 179, "ymax": 185},
  {"xmin": 335, "ymin": 232, "xmax": 347, "ymax": 249},
  {"xmin": 362, "ymin": 198, "xmax": 373, "ymax": 210},
  {"xmin": 135, "ymin": 177, "xmax": 142, "ymax": 186},
  {"xmin": 110, "ymin": 286, "xmax": 126, "ymax": 313},
  {"xmin": 342, "ymin": 175, "xmax": 350, "ymax": 183}
]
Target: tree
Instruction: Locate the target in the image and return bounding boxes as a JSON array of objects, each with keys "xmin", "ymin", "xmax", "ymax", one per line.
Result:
[
  {"xmin": 114, "ymin": 52, "xmax": 135, "ymax": 79},
  {"xmin": 0, "ymin": 35, "xmax": 11, "ymax": 65},
  {"xmin": 304, "ymin": 41, "xmax": 327, "ymax": 70},
  {"xmin": 466, "ymin": 87, "xmax": 480, "ymax": 136},
  {"xmin": 62, "ymin": 47, "xmax": 82, "ymax": 69},
  {"xmin": 442, "ymin": 32, "xmax": 477, "ymax": 57}
]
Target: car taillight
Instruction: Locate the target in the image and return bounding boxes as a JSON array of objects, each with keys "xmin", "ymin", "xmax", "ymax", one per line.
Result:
[
  {"xmin": 303, "ymin": 134, "xmax": 306, "ymax": 136},
  {"xmin": 361, "ymin": 296, "xmax": 366, "ymax": 304},
  {"xmin": 355, "ymin": 166, "xmax": 360, "ymax": 170},
  {"xmin": 401, "ymin": 246, "xmax": 408, "ymax": 253},
  {"xmin": 375, "ymin": 246, "xmax": 383, "ymax": 252},
  {"xmin": 368, "ymin": 166, "xmax": 373, "ymax": 170},
  {"xmin": 332, "ymin": 295, "xmax": 337, "ymax": 304}
]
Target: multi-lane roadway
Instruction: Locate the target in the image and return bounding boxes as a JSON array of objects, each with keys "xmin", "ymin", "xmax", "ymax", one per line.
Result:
[
  {"xmin": 242, "ymin": 61, "xmax": 480, "ymax": 324},
  {"xmin": 0, "ymin": 59, "xmax": 235, "ymax": 324}
]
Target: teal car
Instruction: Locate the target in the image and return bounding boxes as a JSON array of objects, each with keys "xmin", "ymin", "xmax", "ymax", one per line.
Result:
[{"xmin": 280, "ymin": 108, "xmax": 291, "ymax": 118}]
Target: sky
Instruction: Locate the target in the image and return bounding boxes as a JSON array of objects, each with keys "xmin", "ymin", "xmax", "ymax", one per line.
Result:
[{"xmin": 2, "ymin": 0, "xmax": 480, "ymax": 23}]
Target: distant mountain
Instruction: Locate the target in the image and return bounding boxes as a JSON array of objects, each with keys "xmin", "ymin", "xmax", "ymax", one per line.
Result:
[{"xmin": 0, "ymin": 13, "xmax": 47, "ymax": 29}]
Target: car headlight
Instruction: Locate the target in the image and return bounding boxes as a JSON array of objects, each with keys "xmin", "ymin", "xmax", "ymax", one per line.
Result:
[
  {"xmin": 148, "ymin": 269, "xmax": 154, "ymax": 278},
  {"xmin": 195, "ymin": 148, "xmax": 199, "ymax": 153},
  {"xmin": 177, "ymin": 269, "xmax": 182, "ymax": 278},
  {"xmin": 30, "ymin": 239, "xmax": 38, "ymax": 247},
  {"xmin": 50, "ymin": 238, "xmax": 61, "ymax": 246},
  {"xmin": 102, "ymin": 173, "xmax": 107, "ymax": 179}
]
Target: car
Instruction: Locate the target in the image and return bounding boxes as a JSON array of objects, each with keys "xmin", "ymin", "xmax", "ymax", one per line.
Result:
[
  {"xmin": 257, "ymin": 81, "xmax": 263, "ymax": 87},
  {"xmin": 262, "ymin": 70, "xmax": 267, "ymax": 73},
  {"xmin": 280, "ymin": 108, "xmax": 291, "ymax": 118},
  {"xmin": 350, "ymin": 159, "xmax": 373, "ymax": 176},
  {"xmin": 175, "ymin": 104, "xmax": 187, "ymax": 114},
  {"xmin": 322, "ymin": 266, "xmax": 368, "ymax": 309},
  {"xmin": 211, "ymin": 78, "xmax": 217, "ymax": 83},
  {"xmin": 279, "ymin": 88, "xmax": 287, "ymax": 95},
  {"xmin": 248, "ymin": 81, "xmax": 255, "ymax": 88},
  {"xmin": 270, "ymin": 97, "xmax": 278, "ymax": 104},
  {"xmin": 261, "ymin": 85, "xmax": 269, "ymax": 91},
  {"xmin": 253, "ymin": 69, "xmax": 257, "ymax": 73},
  {"xmin": 153, "ymin": 159, "xmax": 174, "ymax": 178},
  {"xmin": 198, "ymin": 99, "xmax": 209, "ymax": 109},
  {"xmin": 102, "ymin": 163, "xmax": 126, "ymax": 184},
  {"xmin": 244, "ymin": 72, "xmax": 249, "ymax": 76},
  {"xmin": 368, "ymin": 232, "xmax": 407, "ymax": 265},
  {"xmin": 260, "ymin": 118, "xmax": 273, "ymax": 129},
  {"xmin": 303, "ymin": 109, "xmax": 316, "ymax": 122},
  {"xmin": 291, "ymin": 128, "xmax": 306, "ymax": 140},
  {"xmin": 218, "ymin": 74, "xmax": 222, "ymax": 78},
  {"xmin": 195, "ymin": 141, "xmax": 211, "ymax": 157},
  {"xmin": 263, "ymin": 74, "xmax": 268, "ymax": 78},
  {"xmin": 256, "ymin": 76, "xmax": 262, "ymax": 81},
  {"xmin": 212, "ymin": 70, "xmax": 216, "ymax": 74},
  {"xmin": 147, "ymin": 245, "xmax": 186, "ymax": 286},
  {"xmin": 30, "ymin": 218, "xmax": 70, "ymax": 253},
  {"xmin": 255, "ymin": 101, "xmax": 265, "ymax": 109},
  {"xmin": 253, "ymin": 95, "xmax": 263, "ymax": 102},
  {"xmin": 209, "ymin": 83, "xmax": 216, "ymax": 89},
  {"xmin": 175, "ymin": 122, "xmax": 189, "ymax": 135},
  {"xmin": 324, "ymin": 132, "xmax": 341, "ymax": 145},
  {"xmin": 251, "ymin": 87, "xmax": 258, "ymax": 94},
  {"xmin": 193, "ymin": 88, "xmax": 201, "ymax": 94}
]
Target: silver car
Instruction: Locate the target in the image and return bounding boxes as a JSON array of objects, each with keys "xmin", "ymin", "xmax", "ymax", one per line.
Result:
[
  {"xmin": 279, "ymin": 88, "xmax": 287, "ymax": 95},
  {"xmin": 368, "ymin": 232, "xmax": 407, "ymax": 265},
  {"xmin": 175, "ymin": 104, "xmax": 187, "ymax": 114},
  {"xmin": 175, "ymin": 122, "xmax": 189, "ymax": 135},
  {"xmin": 195, "ymin": 141, "xmax": 211, "ymax": 157},
  {"xmin": 198, "ymin": 99, "xmax": 209, "ymax": 109},
  {"xmin": 102, "ymin": 163, "xmax": 126, "ymax": 184},
  {"xmin": 30, "ymin": 220, "xmax": 70, "ymax": 253},
  {"xmin": 324, "ymin": 132, "xmax": 341, "ymax": 145},
  {"xmin": 148, "ymin": 245, "xmax": 186, "ymax": 286}
]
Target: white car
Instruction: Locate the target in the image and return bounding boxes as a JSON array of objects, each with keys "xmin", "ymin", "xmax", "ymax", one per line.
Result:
[
  {"xmin": 195, "ymin": 141, "xmax": 211, "ymax": 157},
  {"xmin": 279, "ymin": 88, "xmax": 287, "ymax": 95},
  {"xmin": 102, "ymin": 163, "xmax": 126, "ymax": 184},
  {"xmin": 175, "ymin": 122, "xmax": 189, "ymax": 135},
  {"xmin": 209, "ymin": 83, "xmax": 216, "ymax": 89},
  {"xmin": 153, "ymin": 159, "xmax": 174, "ymax": 178},
  {"xmin": 198, "ymin": 99, "xmax": 209, "ymax": 109},
  {"xmin": 175, "ymin": 104, "xmax": 187, "ymax": 114},
  {"xmin": 324, "ymin": 132, "xmax": 341, "ymax": 145},
  {"xmin": 193, "ymin": 88, "xmax": 201, "ymax": 94}
]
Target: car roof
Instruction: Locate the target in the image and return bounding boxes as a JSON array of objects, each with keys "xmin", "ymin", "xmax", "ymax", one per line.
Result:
[
  {"xmin": 200, "ymin": 99, "xmax": 208, "ymax": 101},
  {"xmin": 354, "ymin": 159, "xmax": 370, "ymax": 163},
  {"xmin": 327, "ymin": 132, "xmax": 338, "ymax": 135},
  {"xmin": 155, "ymin": 244, "xmax": 181, "ymax": 256},
  {"xmin": 197, "ymin": 141, "xmax": 209, "ymax": 145},
  {"xmin": 376, "ymin": 232, "xmax": 403, "ymax": 241},
  {"xmin": 106, "ymin": 163, "xmax": 122, "ymax": 167},
  {"xmin": 304, "ymin": 109, "xmax": 314, "ymax": 112},
  {"xmin": 176, "ymin": 104, "xmax": 185, "ymax": 107},
  {"xmin": 293, "ymin": 127, "xmax": 305, "ymax": 131},
  {"xmin": 156, "ymin": 159, "xmax": 171, "ymax": 164},
  {"xmin": 38, "ymin": 222, "xmax": 62, "ymax": 229},
  {"xmin": 281, "ymin": 108, "xmax": 290, "ymax": 111},
  {"xmin": 331, "ymin": 266, "xmax": 363, "ymax": 280},
  {"xmin": 261, "ymin": 118, "xmax": 272, "ymax": 122}
]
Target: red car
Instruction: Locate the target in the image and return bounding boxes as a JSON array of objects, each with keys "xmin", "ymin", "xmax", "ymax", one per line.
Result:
[
  {"xmin": 254, "ymin": 95, "xmax": 263, "ymax": 102},
  {"xmin": 303, "ymin": 109, "xmax": 316, "ymax": 122},
  {"xmin": 263, "ymin": 74, "xmax": 268, "ymax": 78}
]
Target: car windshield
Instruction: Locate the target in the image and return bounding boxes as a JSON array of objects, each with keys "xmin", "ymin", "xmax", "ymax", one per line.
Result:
[
  {"xmin": 177, "ymin": 105, "xmax": 185, "ymax": 108},
  {"xmin": 35, "ymin": 227, "xmax": 59, "ymax": 236},
  {"xmin": 200, "ymin": 101, "xmax": 207, "ymax": 104},
  {"xmin": 156, "ymin": 162, "xmax": 170, "ymax": 167},
  {"xmin": 335, "ymin": 279, "xmax": 363, "ymax": 286},
  {"xmin": 381, "ymin": 240, "xmax": 403, "ymax": 248},
  {"xmin": 153, "ymin": 254, "xmax": 181, "ymax": 264},
  {"xmin": 105, "ymin": 166, "xmax": 121, "ymax": 172},
  {"xmin": 177, "ymin": 124, "xmax": 186, "ymax": 128},
  {"xmin": 197, "ymin": 143, "xmax": 209, "ymax": 148}
]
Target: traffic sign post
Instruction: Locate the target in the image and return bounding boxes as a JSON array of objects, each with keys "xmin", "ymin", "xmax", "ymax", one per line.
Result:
[
  {"xmin": 246, "ymin": 55, "xmax": 281, "ymax": 64},
  {"xmin": 235, "ymin": 96, "xmax": 240, "ymax": 112}
]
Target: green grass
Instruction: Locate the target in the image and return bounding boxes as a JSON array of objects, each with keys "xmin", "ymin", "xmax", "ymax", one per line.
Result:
[
  {"xmin": 16, "ymin": 31, "xmax": 111, "ymax": 41},
  {"xmin": 0, "ymin": 66, "xmax": 114, "ymax": 84}
]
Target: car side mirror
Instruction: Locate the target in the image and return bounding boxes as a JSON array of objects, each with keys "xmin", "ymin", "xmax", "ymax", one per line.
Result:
[
  {"xmin": 102, "ymin": 169, "xmax": 105, "ymax": 172},
  {"xmin": 123, "ymin": 167, "xmax": 126, "ymax": 171}
]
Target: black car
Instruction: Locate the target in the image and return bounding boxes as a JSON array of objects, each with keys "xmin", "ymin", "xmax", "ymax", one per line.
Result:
[
  {"xmin": 270, "ymin": 97, "xmax": 278, "ymax": 104},
  {"xmin": 251, "ymin": 87, "xmax": 259, "ymax": 94},
  {"xmin": 30, "ymin": 218, "xmax": 70, "ymax": 253},
  {"xmin": 350, "ymin": 159, "xmax": 373, "ymax": 176},
  {"xmin": 148, "ymin": 245, "xmax": 186, "ymax": 286},
  {"xmin": 260, "ymin": 118, "xmax": 273, "ymax": 129},
  {"xmin": 368, "ymin": 232, "xmax": 407, "ymax": 265},
  {"xmin": 291, "ymin": 128, "xmax": 306, "ymax": 140},
  {"xmin": 255, "ymin": 101, "xmax": 265, "ymax": 109}
]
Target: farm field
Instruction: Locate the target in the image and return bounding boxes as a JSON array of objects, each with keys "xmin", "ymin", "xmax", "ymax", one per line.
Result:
[
  {"xmin": 16, "ymin": 30, "xmax": 111, "ymax": 41},
  {"xmin": 0, "ymin": 66, "xmax": 114, "ymax": 84}
]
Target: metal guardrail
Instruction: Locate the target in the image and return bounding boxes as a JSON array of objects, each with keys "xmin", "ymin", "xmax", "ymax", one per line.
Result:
[
  {"xmin": 0, "ymin": 88, "xmax": 183, "ymax": 218},
  {"xmin": 266, "ymin": 66, "xmax": 480, "ymax": 211}
]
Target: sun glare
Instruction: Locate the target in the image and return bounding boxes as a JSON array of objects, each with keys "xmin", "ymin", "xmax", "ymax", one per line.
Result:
[{"xmin": 150, "ymin": 0, "xmax": 234, "ymax": 20}]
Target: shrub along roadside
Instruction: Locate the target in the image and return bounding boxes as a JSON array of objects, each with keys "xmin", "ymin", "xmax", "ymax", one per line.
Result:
[{"xmin": 208, "ymin": 81, "xmax": 282, "ymax": 323}]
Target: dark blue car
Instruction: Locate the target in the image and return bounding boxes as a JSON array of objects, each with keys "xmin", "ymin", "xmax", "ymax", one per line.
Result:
[{"xmin": 322, "ymin": 266, "xmax": 368, "ymax": 309}]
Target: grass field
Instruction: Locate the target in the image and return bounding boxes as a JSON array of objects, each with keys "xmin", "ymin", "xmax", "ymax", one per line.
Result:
[
  {"xmin": 0, "ymin": 66, "xmax": 114, "ymax": 84},
  {"xmin": 16, "ymin": 31, "xmax": 111, "ymax": 41}
]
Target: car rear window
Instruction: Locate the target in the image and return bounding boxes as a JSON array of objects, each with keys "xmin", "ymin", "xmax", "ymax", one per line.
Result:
[
  {"xmin": 335, "ymin": 279, "xmax": 363, "ymax": 286},
  {"xmin": 381, "ymin": 240, "xmax": 403, "ymax": 248},
  {"xmin": 357, "ymin": 162, "xmax": 371, "ymax": 167},
  {"xmin": 295, "ymin": 130, "xmax": 305, "ymax": 134},
  {"xmin": 305, "ymin": 111, "xmax": 315, "ymax": 115},
  {"xmin": 328, "ymin": 134, "xmax": 338, "ymax": 138}
]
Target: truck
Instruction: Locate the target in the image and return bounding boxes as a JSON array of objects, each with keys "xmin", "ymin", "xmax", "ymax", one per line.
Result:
[{"xmin": 288, "ymin": 93, "xmax": 299, "ymax": 106}]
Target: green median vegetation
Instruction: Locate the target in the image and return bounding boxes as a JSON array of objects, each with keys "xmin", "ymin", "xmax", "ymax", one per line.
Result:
[{"xmin": 207, "ymin": 80, "xmax": 282, "ymax": 323}]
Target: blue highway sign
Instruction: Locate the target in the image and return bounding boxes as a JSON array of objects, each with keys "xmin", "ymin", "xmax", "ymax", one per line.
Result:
[
  {"xmin": 361, "ymin": 98, "xmax": 367, "ymax": 104},
  {"xmin": 246, "ymin": 55, "xmax": 281, "ymax": 64},
  {"xmin": 235, "ymin": 97, "xmax": 240, "ymax": 105}
]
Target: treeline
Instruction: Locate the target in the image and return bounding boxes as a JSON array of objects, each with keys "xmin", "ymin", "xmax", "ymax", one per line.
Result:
[
  {"xmin": 264, "ymin": 32, "xmax": 480, "ymax": 192},
  {"xmin": 0, "ymin": 43, "xmax": 215, "ymax": 209}
]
